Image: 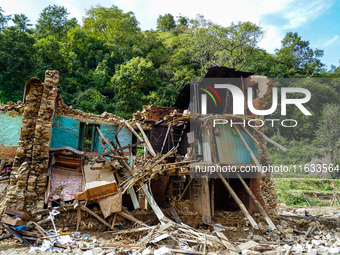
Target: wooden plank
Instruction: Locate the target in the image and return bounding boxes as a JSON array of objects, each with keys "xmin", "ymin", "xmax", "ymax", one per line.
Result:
[
  {"xmin": 111, "ymin": 213, "xmax": 117, "ymax": 229},
  {"xmin": 284, "ymin": 246, "xmax": 292, "ymax": 255},
  {"xmin": 128, "ymin": 186, "xmax": 140, "ymax": 210},
  {"xmin": 80, "ymin": 204, "xmax": 113, "ymax": 229},
  {"xmin": 160, "ymin": 124, "xmax": 171, "ymax": 154},
  {"xmin": 168, "ymin": 249, "xmax": 204, "ymax": 255},
  {"xmin": 76, "ymin": 206, "xmax": 81, "ymax": 231},
  {"xmin": 1, "ymin": 217, "xmax": 26, "ymax": 226},
  {"xmin": 141, "ymin": 183, "xmax": 165, "ymax": 222},
  {"xmin": 217, "ymin": 172, "xmax": 258, "ymax": 229},
  {"xmin": 252, "ymin": 127, "xmax": 287, "ymax": 151},
  {"xmin": 74, "ymin": 182, "xmax": 118, "ymax": 200},
  {"xmin": 201, "ymin": 177, "xmax": 211, "ymax": 223},
  {"xmin": 236, "ymin": 240, "xmax": 259, "ymax": 252},
  {"xmin": 236, "ymin": 173, "xmax": 277, "ymax": 230},
  {"xmin": 107, "ymin": 226, "xmax": 154, "ymax": 235},
  {"xmin": 233, "ymin": 126, "xmax": 260, "ymax": 167},
  {"xmin": 136, "ymin": 122, "xmax": 156, "ymax": 157},
  {"xmin": 215, "ymin": 231, "xmax": 237, "ymax": 252},
  {"xmin": 127, "ymin": 155, "xmax": 139, "ymax": 209},
  {"xmin": 118, "ymin": 210, "xmax": 148, "ymax": 227},
  {"xmin": 5, "ymin": 209, "xmax": 29, "ymax": 220},
  {"xmin": 125, "ymin": 122, "xmax": 144, "ymax": 142},
  {"xmin": 3, "ymin": 225, "xmax": 31, "ymax": 247}
]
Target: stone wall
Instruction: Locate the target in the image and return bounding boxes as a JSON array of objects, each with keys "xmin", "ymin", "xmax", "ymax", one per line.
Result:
[{"xmin": 3, "ymin": 71, "xmax": 59, "ymax": 216}]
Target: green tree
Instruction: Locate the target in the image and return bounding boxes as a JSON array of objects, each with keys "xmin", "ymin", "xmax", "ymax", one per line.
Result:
[
  {"xmin": 0, "ymin": 25, "xmax": 36, "ymax": 101},
  {"xmin": 83, "ymin": 5, "xmax": 141, "ymax": 46},
  {"xmin": 186, "ymin": 19, "xmax": 264, "ymax": 72},
  {"xmin": 275, "ymin": 32, "xmax": 324, "ymax": 77},
  {"xmin": 0, "ymin": 7, "xmax": 10, "ymax": 32},
  {"xmin": 12, "ymin": 14, "xmax": 32, "ymax": 33},
  {"xmin": 111, "ymin": 57, "xmax": 161, "ymax": 118},
  {"xmin": 36, "ymin": 5, "xmax": 77, "ymax": 39},
  {"xmin": 72, "ymin": 88, "xmax": 107, "ymax": 114},
  {"xmin": 157, "ymin": 14, "xmax": 176, "ymax": 32},
  {"xmin": 177, "ymin": 15, "xmax": 189, "ymax": 28}
]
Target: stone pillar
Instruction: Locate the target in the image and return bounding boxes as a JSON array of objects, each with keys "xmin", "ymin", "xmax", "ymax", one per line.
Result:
[{"xmin": 4, "ymin": 71, "xmax": 59, "ymax": 215}]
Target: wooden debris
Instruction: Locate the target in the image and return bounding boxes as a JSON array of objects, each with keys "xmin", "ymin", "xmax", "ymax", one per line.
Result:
[
  {"xmin": 79, "ymin": 204, "xmax": 113, "ymax": 230},
  {"xmin": 236, "ymin": 173, "xmax": 277, "ymax": 230},
  {"xmin": 5, "ymin": 209, "xmax": 29, "ymax": 220},
  {"xmin": 118, "ymin": 209, "xmax": 149, "ymax": 227},
  {"xmin": 217, "ymin": 172, "xmax": 259, "ymax": 229},
  {"xmin": 1, "ymin": 217, "xmax": 26, "ymax": 226},
  {"xmin": 252, "ymin": 127, "xmax": 287, "ymax": 151}
]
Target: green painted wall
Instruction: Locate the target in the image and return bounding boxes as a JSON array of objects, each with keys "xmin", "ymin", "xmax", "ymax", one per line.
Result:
[
  {"xmin": 0, "ymin": 112, "xmax": 23, "ymax": 146},
  {"xmin": 51, "ymin": 116, "xmax": 132, "ymax": 151},
  {"xmin": 51, "ymin": 116, "xmax": 81, "ymax": 149}
]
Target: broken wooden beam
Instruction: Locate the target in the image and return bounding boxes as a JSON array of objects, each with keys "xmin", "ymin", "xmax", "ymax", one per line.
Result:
[
  {"xmin": 252, "ymin": 127, "xmax": 287, "ymax": 152},
  {"xmin": 177, "ymin": 178, "xmax": 193, "ymax": 202},
  {"xmin": 217, "ymin": 172, "xmax": 258, "ymax": 229},
  {"xmin": 118, "ymin": 210, "xmax": 149, "ymax": 227},
  {"xmin": 236, "ymin": 173, "xmax": 277, "ymax": 230},
  {"xmin": 79, "ymin": 204, "xmax": 113, "ymax": 229},
  {"xmin": 3, "ymin": 224, "xmax": 31, "ymax": 247},
  {"xmin": 141, "ymin": 183, "xmax": 165, "ymax": 222},
  {"xmin": 136, "ymin": 122, "xmax": 157, "ymax": 157},
  {"xmin": 5, "ymin": 209, "xmax": 29, "ymax": 220},
  {"xmin": 102, "ymin": 142, "xmax": 143, "ymax": 157}
]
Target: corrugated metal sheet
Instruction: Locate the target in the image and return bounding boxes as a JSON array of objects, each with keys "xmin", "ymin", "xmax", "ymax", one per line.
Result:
[{"xmin": 214, "ymin": 125, "xmax": 258, "ymax": 164}]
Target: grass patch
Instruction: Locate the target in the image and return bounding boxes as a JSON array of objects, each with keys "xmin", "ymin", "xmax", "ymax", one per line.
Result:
[{"xmin": 273, "ymin": 178, "xmax": 340, "ymax": 207}]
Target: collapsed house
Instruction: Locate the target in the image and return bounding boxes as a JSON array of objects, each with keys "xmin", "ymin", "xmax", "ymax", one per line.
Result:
[{"xmin": 0, "ymin": 67, "xmax": 281, "ymax": 231}]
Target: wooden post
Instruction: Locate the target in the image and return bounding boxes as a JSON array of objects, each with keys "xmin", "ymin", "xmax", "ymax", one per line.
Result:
[
  {"xmin": 76, "ymin": 206, "xmax": 81, "ymax": 231},
  {"xmin": 111, "ymin": 213, "xmax": 117, "ymax": 229},
  {"xmin": 217, "ymin": 172, "xmax": 258, "ymax": 229},
  {"xmin": 136, "ymin": 123, "xmax": 156, "ymax": 157},
  {"xmin": 236, "ymin": 173, "xmax": 277, "ymax": 230}
]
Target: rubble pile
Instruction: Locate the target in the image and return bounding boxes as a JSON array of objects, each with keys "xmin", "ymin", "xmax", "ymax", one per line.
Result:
[
  {"xmin": 54, "ymin": 95, "xmax": 125, "ymax": 125},
  {"xmin": 1, "ymin": 205, "xmax": 339, "ymax": 254},
  {"xmin": 133, "ymin": 105, "xmax": 184, "ymax": 126}
]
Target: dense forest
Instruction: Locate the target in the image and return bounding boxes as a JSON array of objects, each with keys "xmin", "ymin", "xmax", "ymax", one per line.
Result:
[{"xmin": 0, "ymin": 5, "xmax": 339, "ymax": 171}]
